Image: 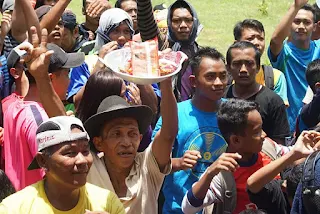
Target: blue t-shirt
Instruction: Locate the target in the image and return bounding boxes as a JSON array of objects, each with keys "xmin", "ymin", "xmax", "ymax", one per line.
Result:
[
  {"xmin": 268, "ymin": 40, "xmax": 320, "ymax": 132},
  {"xmin": 67, "ymin": 62, "xmax": 90, "ymax": 100},
  {"xmin": 152, "ymin": 99, "xmax": 227, "ymax": 214}
]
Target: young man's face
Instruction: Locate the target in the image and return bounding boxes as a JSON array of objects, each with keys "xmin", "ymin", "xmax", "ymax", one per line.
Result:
[
  {"xmin": 61, "ymin": 27, "xmax": 77, "ymax": 53},
  {"xmin": 93, "ymin": 117, "xmax": 142, "ymax": 170},
  {"xmin": 51, "ymin": 68, "xmax": 70, "ymax": 101},
  {"xmin": 48, "ymin": 19, "xmax": 64, "ymax": 47},
  {"xmin": 237, "ymin": 109, "xmax": 266, "ymax": 155},
  {"xmin": 121, "ymin": 0, "xmax": 138, "ymax": 32},
  {"xmin": 45, "ymin": 128, "xmax": 92, "ymax": 189},
  {"xmin": 171, "ymin": 8, "xmax": 193, "ymax": 41},
  {"xmin": 191, "ymin": 57, "xmax": 228, "ymax": 101},
  {"xmin": 108, "ymin": 22, "xmax": 132, "ymax": 47},
  {"xmin": 228, "ymin": 47, "xmax": 258, "ymax": 86},
  {"xmin": 291, "ymin": 9, "xmax": 315, "ymax": 43},
  {"xmin": 239, "ymin": 28, "xmax": 265, "ymax": 54}
]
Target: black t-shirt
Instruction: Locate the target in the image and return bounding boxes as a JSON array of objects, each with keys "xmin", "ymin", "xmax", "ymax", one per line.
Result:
[
  {"xmin": 247, "ymin": 180, "xmax": 290, "ymax": 214},
  {"xmin": 225, "ymin": 85, "xmax": 290, "ymax": 140}
]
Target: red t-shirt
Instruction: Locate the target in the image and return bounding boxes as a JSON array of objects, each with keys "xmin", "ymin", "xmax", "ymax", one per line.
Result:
[{"xmin": 233, "ymin": 152, "xmax": 276, "ymax": 214}]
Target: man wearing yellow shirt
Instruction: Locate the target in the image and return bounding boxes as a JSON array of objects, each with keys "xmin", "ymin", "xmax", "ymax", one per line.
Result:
[
  {"xmin": 0, "ymin": 116, "xmax": 125, "ymax": 214},
  {"xmin": 233, "ymin": 19, "xmax": 289, "ymax": 106}
]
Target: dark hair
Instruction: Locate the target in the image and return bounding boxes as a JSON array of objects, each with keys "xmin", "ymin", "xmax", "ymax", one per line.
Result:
[
  {"xmin": 77, "ymin": 68, "xmax": 123, "ymax": 123},
  {"xmin": 233, "ymin": 19, "xmax": 265, "ymax": 41},
  {"xmin": 301, "ymin": 4, "xmax": 316, "ymax": 22},
  {"xmin": 170, "ymin": 0, "xmax": 192, "ymax": 19},
  {"xmin": 226, "ymin": 41, "xmax": 261, "ymax": 68},
  {"xmin": 285, "ymin": 163, "xmax": 303, "ymax": 202},
  {"xmin": 35, "ymin": 0, "xmax": 45, "ymax": 9},
  {"xmin": 115, "ymin": 0, "xmax": 136, "ymax": 8},
  {"xmin": 25, "ymin": 70, "xmax": 36, "ymax": 85},
  {"xmin": 313, "ymin": 3, "xmax": 320, "ymax": 23},
  {"xmin": 306, "ymin": 59, "xmax": 320, "ymax": 93},
  {"xmin": 217, "ymin": 99, "xmax": 259, "ymax": 143},
  {"xmin": 189, "ymin": 47, "xmax": 225, "ymax": 76},
  {"xmin": 0, "ymin": 170, "xmax": 15, "ymax": 202}
]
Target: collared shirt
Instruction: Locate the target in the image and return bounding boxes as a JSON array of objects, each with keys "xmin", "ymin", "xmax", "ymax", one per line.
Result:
[{"xmin": 87, "ymin": 145, "xmax": 171, "ymax": 214}]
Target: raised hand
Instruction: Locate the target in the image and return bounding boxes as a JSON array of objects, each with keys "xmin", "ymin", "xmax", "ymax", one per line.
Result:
[
  {"xmin": 292, "ymin": 130, "xmax": 317, "ymax": 159},
  {"xmin": 294, "ymin": 0, "xmax": 308, "ymax": 9},
  {"xmin": 86, "ymin": 0, "xmax": 112, "ymax": 18},
  {"xmin": 18, "ymin": 26, "xmax": 53, "ymax": 80},
  {"xmin": 126, "ymin": 83, "xmax": 142, "ymax": 105},
  {"xmin": 98, "ymin": 41, "xmax": 118, "ymax": 59},
  {"xmin": 207, "ymin": 153, "xmax": 242, "ymax": 176},
  {"xmin": 178, "ymin": 150, "xmax": 202, "ymax": 170}
]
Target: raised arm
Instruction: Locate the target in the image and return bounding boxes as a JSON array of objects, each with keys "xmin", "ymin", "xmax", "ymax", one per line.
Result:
[
  {"xmin": 39, "ymin": 0, "xmax": 71, "ymax": 34},
  {"xmin": 137, "ymin": 0, "xmax": 167, "ymax": 49},
  {"xmin": 22, "ymin": 27, "xmax": 66, "ymax": 117},
  {"xmin": 152, "ymin": 78, "xmax": 177, "ymax": 171},
  {"xmin": 247, "ymin": 130, "xmax": 317, "ymax": 193},
  {"xmin": 11, "ymin": 0, "xmax": 41, "ymax": 43},
  {"xmin": 269, "ymin": 0, "xmax": 308, "ymax": 59}
]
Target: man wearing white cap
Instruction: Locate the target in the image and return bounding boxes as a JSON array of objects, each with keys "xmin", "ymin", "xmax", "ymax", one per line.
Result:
[{"xmin": 0, "ymin": 116, "xmax": 125, "ymax": 214}]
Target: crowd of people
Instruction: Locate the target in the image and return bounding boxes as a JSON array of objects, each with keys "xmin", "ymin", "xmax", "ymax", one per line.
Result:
[{"xmin": 0, "ymin": 0, "xmax": 320, "ymax": 213}]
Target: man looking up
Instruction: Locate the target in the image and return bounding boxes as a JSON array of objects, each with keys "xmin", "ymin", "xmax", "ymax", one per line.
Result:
[{"xmin": 268, "ymin": 0, "xmax": 320, "ymax": 132}]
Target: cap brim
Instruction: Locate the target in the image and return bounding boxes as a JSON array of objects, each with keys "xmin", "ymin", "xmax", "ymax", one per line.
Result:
[
  {"xmin": 62, "ymin": 52, "xmax": 85, "ymax": 69},
  {"xmin": 28, "ymin": 157, "xmax": 40, "ymax": 170},
  {"xmin": 84, "ymin": 105, "xmax": 153, "ymax": 140}
]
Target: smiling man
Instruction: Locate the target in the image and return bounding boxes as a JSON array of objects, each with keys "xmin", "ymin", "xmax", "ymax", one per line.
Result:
[
  {"xmin": 152, "ymin": 47, "xmax": 228, "ymax": 213},
  {"xmin": 268, "ymin": 0, "xmax": 320, "ymax": 133},
  {"xmin": 0, "ymin": 116, "xmax": 125, "ymax": 214},
  {"xmin": 225, "ymin": 41, "xmax": 290, "ymax": 145}
]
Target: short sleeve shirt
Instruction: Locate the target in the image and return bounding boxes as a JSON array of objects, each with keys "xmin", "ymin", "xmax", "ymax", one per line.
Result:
[
  {"xmin": 87, "ymin": 145, "xmax": 171, "ymax": 214},
  {"xmin": 225, "ymin": 85, "xmax": 290, "ymax": 140},
  {"xmin": 0, "ymin": 180, "xmax": 125, "ymax": 214}
]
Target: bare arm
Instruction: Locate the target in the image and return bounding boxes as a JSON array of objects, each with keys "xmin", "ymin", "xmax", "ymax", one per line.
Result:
[
  {"xmin": 247, "ymin": 131, "xmax": 317, "ymax": 193},
  {"xmin": 11, "ymin": 0, "xmax": 27, "ymax": 42},
  {"xmin": 0, "ymin": 11, "xmax": 12, "ymax": 53},
  {"xmin": 40, "ymin": 0, "xmax": 71, "ymax": 34},
  {"xmin": 269, "ymin": 0, "xmax": 307, "ymax": 58},
  {"xmin": 152, "ymin": 78, "xmax": 177, "ymax": 171},
  {"xmin": 11, "ymin": 0, "xmax": 41, "ymax": 43}
]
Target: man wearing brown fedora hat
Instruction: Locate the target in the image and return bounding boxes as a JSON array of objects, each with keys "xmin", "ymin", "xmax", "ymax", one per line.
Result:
[{"xmin": 85, "ymin": 78, "xmax": 177, "ymax": 214}]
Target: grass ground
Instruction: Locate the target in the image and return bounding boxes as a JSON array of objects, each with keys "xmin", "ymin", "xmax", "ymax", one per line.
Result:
[{"xmin": 68, "ymin": 0, "xmax": 317, "ymax": 63}]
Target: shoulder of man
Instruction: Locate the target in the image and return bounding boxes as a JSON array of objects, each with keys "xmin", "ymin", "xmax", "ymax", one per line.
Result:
[{"xmin": 0, "ymin": 180, "xmax": 43, "ymax": 211}]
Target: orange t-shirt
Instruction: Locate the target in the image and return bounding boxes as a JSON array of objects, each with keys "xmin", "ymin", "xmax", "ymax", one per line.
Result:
[{"xmin": 233, "ymin": 152, "xmax": 278, "ymax": 214}]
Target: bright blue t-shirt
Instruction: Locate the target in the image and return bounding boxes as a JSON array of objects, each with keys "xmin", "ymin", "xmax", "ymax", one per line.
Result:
[
  {"xmin": 268, "ymin": 40, "xmax": 320, "ymax": 133},
  {"xmin": 67, "ymin": 62, "xmax": 90, "ymax": 100},
  {"xmin": 152, "ymin": 99, "xmax": 227, "ymax": 214}
]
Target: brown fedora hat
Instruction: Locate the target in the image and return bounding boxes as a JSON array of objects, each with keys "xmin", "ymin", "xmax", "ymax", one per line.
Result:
[{"xmin": 84, "ymin": 95, "xmax": 153, "ymax": 139}]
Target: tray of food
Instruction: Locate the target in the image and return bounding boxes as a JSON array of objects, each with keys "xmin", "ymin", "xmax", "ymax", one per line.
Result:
[{"xmin": 103, "ymin": 39, "xmax": 188, "ymax": 85}]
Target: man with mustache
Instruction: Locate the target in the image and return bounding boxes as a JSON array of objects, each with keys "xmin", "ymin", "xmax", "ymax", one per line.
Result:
[
  {"xmin": 225, "ymin": 41, "xmax": 290, "ymax": 145},
  {"xmin": 268, "ymin": 0, "xmax": 320, "ymax": 134}
]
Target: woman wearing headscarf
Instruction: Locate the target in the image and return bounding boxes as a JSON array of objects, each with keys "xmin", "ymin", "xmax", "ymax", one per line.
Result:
[
  {"xmin": 75, "ymin": 8, "xmax": 158, "ymax": 124},
  {"xmin": 137, "ymin": 0, "xmax": 202, "ymax": 101}
]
